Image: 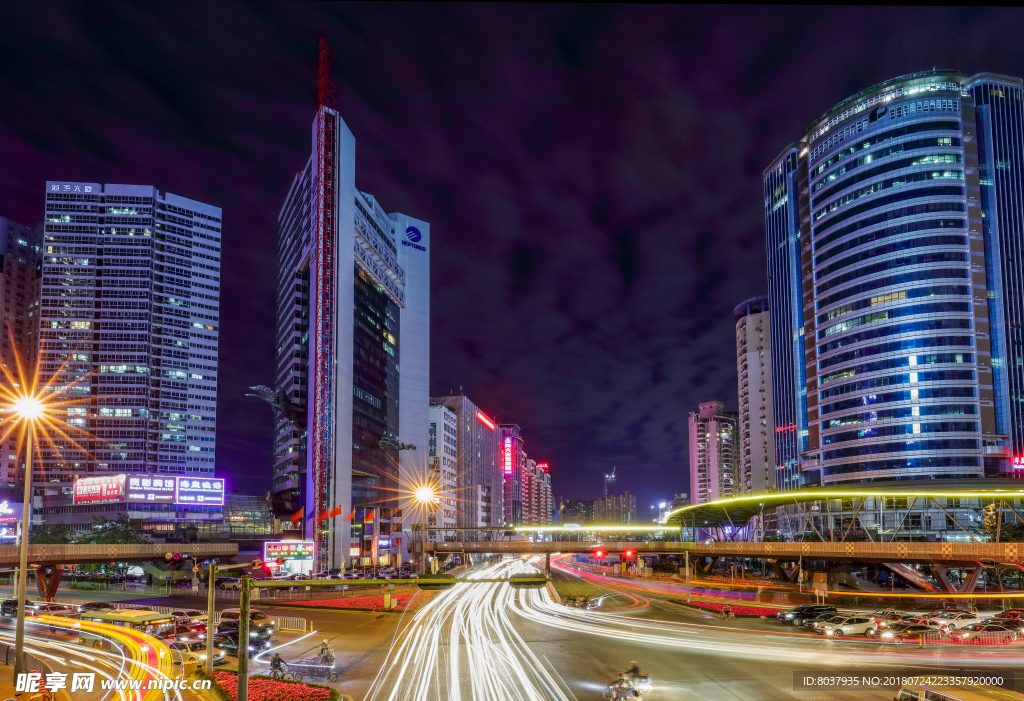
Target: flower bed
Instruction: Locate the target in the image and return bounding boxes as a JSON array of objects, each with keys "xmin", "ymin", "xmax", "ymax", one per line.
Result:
[
  {"xmin": 284, "ymin": 591, "xmax": 433, "ymax": 612},
  {"xmin": 671, "ymin": 600, "xmax": 786, "ymax": 617},
  {"xmin": 208, "ymin": 670, "xmax": 338, "ymax": 701}
]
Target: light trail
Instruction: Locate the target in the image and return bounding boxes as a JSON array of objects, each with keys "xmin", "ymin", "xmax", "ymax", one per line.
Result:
[{"xmin": 365, "ymin": 560, "xmax": 575, "ymax": 701}]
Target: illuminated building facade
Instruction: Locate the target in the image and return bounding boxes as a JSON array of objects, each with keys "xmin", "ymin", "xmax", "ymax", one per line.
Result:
[
  {"xmin": 593, "ymin": 491, "xmax": 637, "ymax": 525},
  {"xmin": 688, "ymin": 401, "xmax": 739, "ymax": 505},
  {"xmin": 431, "ymin": 394, "xmax": 503, "ymax": 530},
  {"xmin": 0, "ymin": 216, "xmax": 41, "ymax": 490},
  {"xmin": 274, "ymin": 107, "xmax": 430, "ymax": 568},
  {"xmin": 427, "ymin": 403, "xmax": 457, "ymax": 531},
  {"xmin": 735, "ymin": 296, "xmax": 775, "ymax": 495},
  {"xmin": 499, "ymin": 423, "xmax": 524, "ymax": 526},
  {"xmin": 766, "ymin": 71, "xmax": 1024, "ymax": 487},
  {"xmin": 37, "ymin": 182, "xmax": 220, "ymax": 492},
  {"xmin": 521, "ymin": 458, "xmax": 552, "ymax": 526}
]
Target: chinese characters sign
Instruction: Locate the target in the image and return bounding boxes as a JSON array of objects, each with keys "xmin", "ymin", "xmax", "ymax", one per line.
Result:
[
  {"xmin": 74, "ymin": 474, "xmax": 127, "ymax": 504},
  {"xmin": 175, "ymin": 478, "xmax": 225, "ymax": 505},
  {"xmin": 72, "ymin": 474, "xmax": 224, "ymax": 506},
  {"xmin": 503, "ymin": 437, "xmax": 513, "ymax": 475},
  {"xmin": 264, "ymin": 541, "xmax": 314, "ymax": 562},
  {"xmin": 125, "ymin": 476, "xmax": 177, "ymax": 503}
]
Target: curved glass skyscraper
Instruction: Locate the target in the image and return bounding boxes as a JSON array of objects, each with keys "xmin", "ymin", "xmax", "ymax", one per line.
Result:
[{"xmin": 766, "ymin": 70, "xmax": 1024, "ymax": 486}]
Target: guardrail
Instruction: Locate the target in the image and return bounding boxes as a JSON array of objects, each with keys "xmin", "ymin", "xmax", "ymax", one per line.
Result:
[{"xmin": 0, "ymin": 542, "xmax": 239, "ymax": 565}]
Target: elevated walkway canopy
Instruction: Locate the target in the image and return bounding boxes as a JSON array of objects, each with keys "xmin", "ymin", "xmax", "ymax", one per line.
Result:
[{"xmin": 664, "ymin": 479, "xmax": 1024, "ymax": 529}]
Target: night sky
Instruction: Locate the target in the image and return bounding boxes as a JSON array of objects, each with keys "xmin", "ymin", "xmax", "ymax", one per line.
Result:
[{"xmin": 2, "ymin": 5, "xmax": 1023, "ymax": 513}]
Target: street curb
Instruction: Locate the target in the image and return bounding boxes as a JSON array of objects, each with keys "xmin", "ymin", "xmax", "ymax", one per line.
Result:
[{"xmin": 668, "ymin": 599, "xmax": 780, "ymax": 618}]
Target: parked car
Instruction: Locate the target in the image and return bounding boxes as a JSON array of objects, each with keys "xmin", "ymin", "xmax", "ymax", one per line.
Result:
[
  {"xmin": 950, "ymin": 623, "xmax": 1018, "ymax": 643},
  {"xmin": 819, "ymin": 615, "xmax": 876, "ymax": 638},
  {"xmin": 169, "ymin": 640, "xmax": 226, "ymax": 666},
  {"xmin": 878, "ymin": 623, "xmax": 936, "ymax": 642},
  {"xmin": 777, "ymin": 605, "xmax": 837, "ymax": 625}
]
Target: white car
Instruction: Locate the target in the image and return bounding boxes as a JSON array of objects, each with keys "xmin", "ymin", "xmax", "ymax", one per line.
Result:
[
  {"xmin": 171, "ymin": 609, "xmax": 208, "ymax": 624},
  {"xmin": 935, "ymin": 612, "xmax": 982, "ymax": 630},
  {"xmin": 820, "ymin": 615, "xmax": 876, "ymax": 638}
]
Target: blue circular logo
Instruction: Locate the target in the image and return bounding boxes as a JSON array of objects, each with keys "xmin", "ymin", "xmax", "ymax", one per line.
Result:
[{"xmin": 406, "ymin": 226, "xmax": 422, "ymax": 243}]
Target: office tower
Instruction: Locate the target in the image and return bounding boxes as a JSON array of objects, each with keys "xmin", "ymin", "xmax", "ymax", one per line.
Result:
[
  {"xmin": 688, "ymin": 401, "xmax": 738, "ymax": 505},
  {"xmin": 38, "ymin": 182, "xmax": 221, "ymax": 486},
  {"xmin": 499, "ymin": 423, "xmax": 524, "ymax": 526},
  {"xmin": 0, "ymin": 216, "xmax": 41, "ymax": 489},
  {"xmin": 274, "ymin": 105, "xmax": 430, "ymax": 569},
  {"xmin": 593, "ymin": 491, "xmax": 637, "ymax": 525},
  {"xmin": 735, "ymin": 296, "xmax": 775, "ymax": 494},
  {"xmin": 766, "ymin": 70, "xmax": 1024, "ymax": 487},
  {"xmin": 431, "ymin": 394, "xmax": 503, "ymax": 530},
  {"xmin": 521, "ymin": 458, "xmax": 552, "ymax": 526},
  {"xmin": 427, "ymin": 403, "xmax": 457, "ymax": 530}
]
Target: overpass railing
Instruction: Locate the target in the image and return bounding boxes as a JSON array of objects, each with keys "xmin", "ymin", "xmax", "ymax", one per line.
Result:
[{"xmin": 0, "ymin": 542, "xmax": 239, "ymax": 565}]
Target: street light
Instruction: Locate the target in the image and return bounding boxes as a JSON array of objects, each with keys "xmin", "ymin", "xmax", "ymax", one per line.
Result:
[
  {"xmin": 413, "ymin": 483, "xmax": 439, "ymax": 575},
  {"xmin": 11, "ymin": 393, "xmax": 46, "ymax": 678}
]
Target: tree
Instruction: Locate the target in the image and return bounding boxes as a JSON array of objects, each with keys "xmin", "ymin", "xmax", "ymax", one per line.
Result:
[
  {"xmin": 79, "ymin": 515, "xmax": 149, "ymax": 545},
  {"xmin": 28, "ymin": 525, "xmax": 72, "ymax": 544}
]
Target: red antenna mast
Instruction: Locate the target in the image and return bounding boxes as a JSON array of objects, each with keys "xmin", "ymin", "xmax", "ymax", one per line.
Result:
[{"xmin": 312, "ymin": 37, "xmax": 338, "ymax": 572}]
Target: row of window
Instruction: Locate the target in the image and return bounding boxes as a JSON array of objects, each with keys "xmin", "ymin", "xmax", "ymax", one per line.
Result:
[
  {"xmin": 813, "ymin": 151, "xmax": 961, "ymax": 208},
  {"xmin": 814, "ymin": 185, "xmax": 964, "ymax": 237},
  {"xmin": 821, "ymin": 386, "xmax": 977, "ymax": 414},
  {"xmin": 822, "ymin": 455, "xmax": 980, "ymax": 477},
  {"xmin": 811, "ymin": 119, "xmax": 961, "ymax": 172},
  {"xmin": 822, "ymin": 421, "xmax": 978, "ymax": 445},
  {"xmin": 817, "ymin": 251, "xmax": 967, "ymax": 295},
  {"xmin": 817, "ymin": 284, "xmax": 969, "ymax": 325},
  {"xmin": 816, "ymin": 234, "xmax": 966, "ymax": 280},
  {"xmin": 823, "ymin": 438, "xmax": 979, "ymax": 461},
  {"xmin": 819, "ymin": 300, "xmax": 970, "ymax": 340},
  {"xmin": 817, "ymin": 267, "xmax": 969, "ymax": 309},
  {"xmin": 818, "ymin": 317, "xmax": 972, "ymax": 355},
  {"xmin": 820, "ymin": 352, "xmax": 971, "ymax": 385},
  {"xmin": 815, "ymin": 217, "xmax": 964, "ymax": 264},
  {"xmin": 814, "ymin": 170, "xmax": 963, "ymax": 225},
  {"xmin": 820, "ymin": 369, "xmax": 975, "ymax": 400},
  {"xmin": 814, "ymin": 136, "xmax": 961, "ymax": 192},
  {"xmin": 823, "ymin": 403, "xmax": 977, "ymax": 429}
]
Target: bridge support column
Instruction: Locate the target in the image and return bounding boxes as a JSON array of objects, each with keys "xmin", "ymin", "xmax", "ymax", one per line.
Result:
[
  {"xmin": 931, "ymin": 565, "xmax": 983, "ymax": 595},
  {"xmin": 545, "ymin": 552, "xmax": 551, "ymax": 576},
  {"xmin": 35, "ymin": 565, "xmax": 64, "ymax": 602},
  {"xmin": 694, "ymin": 556, "xmax": 718, "ymax": 576}
]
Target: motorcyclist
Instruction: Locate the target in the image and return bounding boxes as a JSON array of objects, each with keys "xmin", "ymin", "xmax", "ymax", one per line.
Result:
[
  {"xmin": 270, "ymin": 653, "xmax": 287, "ymax": 675},
  {"xmin": 722, "ymin": 604, "xmax": 733, "ymax": 619},
  {"xmin": 318, "ymin": 640, "xmax": 331, "ymax": 664}
]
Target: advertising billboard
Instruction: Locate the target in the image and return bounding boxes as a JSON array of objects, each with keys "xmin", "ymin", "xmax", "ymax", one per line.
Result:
[
  {"xmin": 74, "ymin": 474, "xmax": 127, "ymax": 505},
  {"xmin": 503, "ymin": 436, "xmax": 513, "ymax": 475},
  {"xmin": 175, "ymin": 477, "xmax": 225, "ymax": 505},
  {"xmin": 125, "ymin": 475, "xmax": 177, "ymax": 503},
  {"xmin": 0, "ymin": 501, "xmax": 22, "ymax": 542},
  {"xmin": 264, "ymin": 540, "xmax": 314, "ymax": 562}
]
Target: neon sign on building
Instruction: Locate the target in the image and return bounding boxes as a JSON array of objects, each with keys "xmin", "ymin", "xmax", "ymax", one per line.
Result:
[
  {"xmin": 1013, "ymin": 456, "xmax": 1024, "ymax": 468},
  {"xmin": 503, "ymin": 437, "xmax": 513, "ymax": 475}
]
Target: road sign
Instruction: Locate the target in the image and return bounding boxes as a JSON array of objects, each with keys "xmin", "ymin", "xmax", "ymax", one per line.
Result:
[
  {"xmin": 812, "ymin": 572, "xmax": 828, "ymax": 593},
  {"xmin": 165, "ymin": 552, "xmax": 173, "ymax": 560},
  {"xmin": 202, "ymin": 560, "xmax": 211, "ymax": 566},
  {"xmin": 192, "ymin": 566, "xmax": 199, "ymax": 573},
  {"xmin": 182, "ymin": 552, "xmax": 190, "ymax": 559},
  {"xmin": 212, "ymin": 559, "xmax": 219, "ymax": 564}
]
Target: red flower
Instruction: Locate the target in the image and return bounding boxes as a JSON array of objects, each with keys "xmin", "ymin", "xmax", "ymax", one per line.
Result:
[
  {"xmin": 210, "ymin": 671, "xmax": 333, "ymax": 701},
  {"xmin": 287, "ymin": 592, "xmax": 434, "ymax": 612}
]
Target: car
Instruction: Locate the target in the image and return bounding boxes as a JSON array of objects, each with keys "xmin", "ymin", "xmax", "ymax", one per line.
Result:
[
  {"xmin": 993, "ymin": 609, "xmax": 1024, "ymax": 621},
  {"xmin": 871, "ymin": 612, "xmax": 919, "ymax": 630},
  {"xmin": 216, "ymin": 619, "xmax": 272, "ymax": 640},
  {"xmin": 935, "ymin": 612, "xmax": 983, "ymax": 630},
  {"xmin": 806, "ymin": 613, "xmax": 847, "ymax": 630},
  {"xmin": 78, "ymin": 602, "xmax": 115, "ymax": 613},
  {"xmin": 777, "ymin": 605, "xmax": 837, "ymax": 625},
  {"xmin": 213, "ymin": 631, "xmax": 271, "ymax": 657},
  {"xmin": 161, "ymin": 624, "xmax": 205, "ymax": 642},
  {"xmin": 170, "ymin": 609, "xmax": 208, "ymax": 624},
  {"xmin": 29, "ymin": 603, "xmax": 78, "ymax": 618},
  {"xmin": 950, "ymin": 623, "xmax": 1018, "ymax": 643},
  {"xmin": 820, "ymin": 615, "xmax": 876, "ymax": 638},
  {"xmin": 217, "ymin": 578, "xmax": 242, "ymax": 591},
  {"xmin": 0, "ymin": 599, "xmax": 31, "ymax": 617},
  {"xmin": 878, "ymin": 623, "xmax": 936, "ymax": 642},
  {"xmin": 219, "ymin": 608, "xmax": 276, "ymax": 633},
  {"xmin": 792, "ymin": 606, "xmax": 838, "ymax": 626},
  {"xmin": 169, "ymin": 640, "xmax": 226, "ymax": 666}
]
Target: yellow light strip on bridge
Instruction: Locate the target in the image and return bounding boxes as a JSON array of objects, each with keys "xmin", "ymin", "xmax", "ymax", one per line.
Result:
[
  {"xmin": 514, "ymin": 525, "xmax": 668, "ymax": 532},
  {"xmin": 665, "ymin": 488, "xmax": 1024, "ymax": 522}
]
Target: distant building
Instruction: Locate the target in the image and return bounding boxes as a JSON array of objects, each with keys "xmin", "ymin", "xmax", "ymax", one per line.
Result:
[
  {"xmin": 499, "ymin": 423, "xmax": 525, "ymax": 526},
  {"xmin": 658, "ymin": 493, "xmax": 690, "ymax": 523},
  {"xmin": 431, "ymin": 394, "xmax": 503, "ymax": 530},
  {"xmin": 560, "ymin": 499, "xmax": 594, "ymax": 525},
  {"xmin": 594, "ymin": 491, "xmax": 637, "ymax": 524},
  {"xmin": 521, "ymin": 459, "xmax": 552, "ymax": 526},
  {"xmin": 0, "ymin": 216, "xmax": 41, "ymax": 491},
  {"xmin": 427, "ymin": 403, "xmax": 458, "ymax": 531},
  {"xmin": 735, "ymin": 297, "xmax": 775, "ymax": 495},
  {"xmin": 688, "ymin": 401, "xmax": 738, "ymax": 505}
]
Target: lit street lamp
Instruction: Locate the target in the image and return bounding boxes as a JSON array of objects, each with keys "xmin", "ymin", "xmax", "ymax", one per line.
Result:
[
  {"xmin": 414, "ymin": 483, "xmax": 439, "ymax": 575},
  {"xmin": 11, "ymin": 394, "xmax": 45, "ymax": 678}
]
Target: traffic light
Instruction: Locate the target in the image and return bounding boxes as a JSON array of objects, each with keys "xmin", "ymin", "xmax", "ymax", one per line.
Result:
[
  {"xmin": 624, "ymin": 550, "xmax": 634, "ymax": 558},
  {"xmin": 594, "ymin": 550, "xmax": 605, "ymax": 558}
]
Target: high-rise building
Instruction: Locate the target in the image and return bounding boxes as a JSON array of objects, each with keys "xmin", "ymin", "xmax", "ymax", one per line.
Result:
[
  {"xmin": 766, "ymin": 70, "xmax": 1024, "ymax": 487},
  {"xmin": 688, "ymin": 401, "xmax": 738, "ymax": 505},
  {"xmin": 427, "ymin": 403, "xmax": 457, "ymax": 531},
  {"xmin": 499, "ymin": 423, "xmax": 525, "ymax": 526},
  {"xmin": 38, "ymin": 182, "xmax": 221, "ymax": 485},
  {"xmin": 431, "ymin": 394, "xmax": 503, "ymax": 530},
  {"xmin": 274, "ymin": 105, "xmax": 430, "ymax": 568},
  {"xmin": 735, "ymin": 297, "xmax": 775, "ymax": 494},
  {"xmin": 593, "ymin": 491, "xmax": 637, "ymax": 525},
  {"xmin": 0, "ymin": 216, "xmax": 41, "ymax": 490},
  {"xmin": 521, "ymin": 458, "xmax": 552, "ymax": 526}
]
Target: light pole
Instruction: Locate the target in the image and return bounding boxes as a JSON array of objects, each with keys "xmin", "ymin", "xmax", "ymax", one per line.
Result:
[
  {"xmin": 12, "ymin": 394, "xmax": 44, "ymax": 678},
  {"xmin": 414, "ymin": 484, "xmax": 439, "ymax": 575}
]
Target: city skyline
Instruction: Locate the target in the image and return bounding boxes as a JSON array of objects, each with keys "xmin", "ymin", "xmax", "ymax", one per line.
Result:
[{"xmin": 6, "ymin": 6, "xmax": 1024, "ymax": 511}]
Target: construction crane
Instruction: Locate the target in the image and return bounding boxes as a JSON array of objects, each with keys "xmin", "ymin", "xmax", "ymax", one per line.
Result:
[{"xmin": 604, "ymin": 466, "xmax": 616, "ymax": 497}]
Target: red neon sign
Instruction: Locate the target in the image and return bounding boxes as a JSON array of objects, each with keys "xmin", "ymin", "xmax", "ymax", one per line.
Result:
[
  {"xmin": 537, "ymin": 462, "xmax": 549, "ymax": 472},
  {"xmin": 476, "ymin": 411, "xmax": 496, "ymax": 430},
  {"xmin": 503, "ymin": 437, "xmax": 513, "ymax": 475},
  {"xmin": 1013, "ymin": 456, "xmax": 1024, "ymax": 468}
]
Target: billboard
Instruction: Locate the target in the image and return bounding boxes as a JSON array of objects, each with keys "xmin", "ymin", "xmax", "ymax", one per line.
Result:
[
  {"xmin": 176, "ymin": 477, "xmax": 225, "ymax": 505},
  {"xmin": 74, "ymin": 474, "xmax": 127, "ymax": 504},
  {"xmin": 0, "ymin": 501, "xmax": 22, "ymax": 542},
  {"xmin": 264, "ymin": 541, "xmax": 314, "ymax": 562},
  {"xmin": 503, "ymin": 437, "xmax": 513, "ymax": 475},
  {"xmin": 125, "ymin": 475, "xmax": 177, "ymax": 503}
]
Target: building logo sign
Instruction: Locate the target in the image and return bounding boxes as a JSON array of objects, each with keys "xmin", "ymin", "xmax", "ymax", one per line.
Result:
[
  {"xmin": 49, "ymin": 183, "xmax": 95, "ymax": 193},
  {"xmin": 402, "ymin": 226, "xmax": 426, "ymax": 252},
  {"xmin": 176, "ymin": 478, "xmax": 225, "ymax": 505},
  {"xmin": 537, "ymin": 462, "xmax": 549, "ymax": 473},
  {"xmin": 1014, "ymin": 456, "xmax": 1024, "ymax": 468},
  {"xmin": 126, "ymin": 476, "xmax": 177, "ymax": 503},
  {"xmin": 74, "ymin": 474, "xmax": 127, "ymax": 505},
  {"xmin": 264, "ymin": 540, "xmax": 314, "ymax": 562},
  {"xmin": 503, "ymin": 437, "xmax": 513, "ymax": 475}
]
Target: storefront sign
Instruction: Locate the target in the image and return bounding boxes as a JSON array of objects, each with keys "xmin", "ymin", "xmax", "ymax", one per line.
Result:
[
  {"xmin": 125, "ymin": 475, "xmax": 177, "ymax": 503},
  {"xmin": 264, "ymin": 540, "xmax": 314, "ymax": 562},
  {"xmin": 74, "ymin": 474, "xmax": 127, "ymax": 504},
  {"xmin": 175, "ymin": 477, "xmax": 225, "ymax": 505}
]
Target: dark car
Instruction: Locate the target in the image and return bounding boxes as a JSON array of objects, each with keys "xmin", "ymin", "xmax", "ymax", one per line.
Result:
[
  {"xmin": 213, "ymin": 632, "xmax": 270, "ymax": 657},
  {"xmin": 0, "ymin": 599, "xmax": 27, "ymax": 617},
  {"xmin": 778, "ymin": 605, "xmax": 837, "ymax": 625},
  {"xmin": 78, "ymin": 602, "xmax": 115, "ymax": 613},
  {"xmin": 216, "ymin": 619, "xmax": 272, "ymax": 641},
  {"xmin": 994, "ymin": 609, "xmax": 1024, "ymax": 621},
  {"xmin": 878, "ymin": 623, "xmax": 935, "ymax": 642},
  {"xmin": 218, "ymin": 608, "xmax": 276, "ymax": 634}
]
